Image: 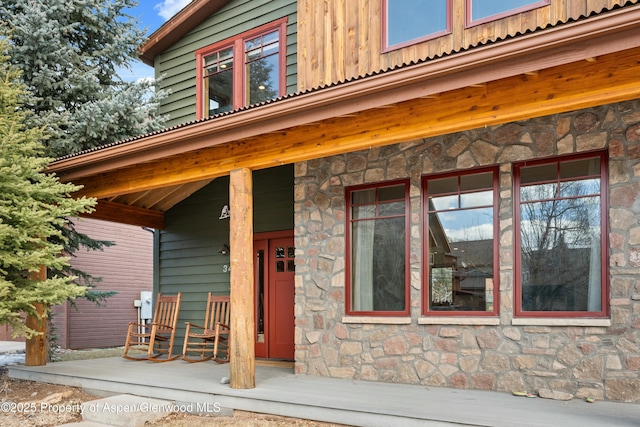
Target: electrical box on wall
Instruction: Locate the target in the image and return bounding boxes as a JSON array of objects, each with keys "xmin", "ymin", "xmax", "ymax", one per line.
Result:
[{"xmin": 140, "ymin": 291, "xmax": 153, "ymax": 320}]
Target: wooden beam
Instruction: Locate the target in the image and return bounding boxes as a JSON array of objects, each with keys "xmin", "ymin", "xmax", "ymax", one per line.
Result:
[
  {"xmin": 229, "ymin": 168, "xmax": 255, "ymax": 389},
  {"xmin": 83, "ymin": 200, "xmax": 165, "ymax": 229},
  {"xmin": 25, "ymin": 267, "xmax": 47, "ymax": 366},
  {"xmin": 68, "ymin": 47, "xmax": 640, "ymax": 200},
  {"xmin": 147, "ymin": 179, "xmax": 213, "ymax": 211}
]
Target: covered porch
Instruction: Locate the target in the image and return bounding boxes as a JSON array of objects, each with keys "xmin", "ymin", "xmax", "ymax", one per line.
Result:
[
  {"xmin": 8, "ymin": 358, "xmax": 638, "ymax": 427},
  {"xmin": 44, "ymin": 8, "xmax": 640, "ymax": 390}
]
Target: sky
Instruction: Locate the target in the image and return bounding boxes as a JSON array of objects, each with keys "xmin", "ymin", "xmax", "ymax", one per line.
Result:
[{"xmin": 120, "ymin": 0, "xmax": 192, "ymax": 82}]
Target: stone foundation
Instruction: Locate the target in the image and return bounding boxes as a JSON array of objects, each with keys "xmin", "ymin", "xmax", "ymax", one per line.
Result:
[{"xmin": 294, "ymin": 100, "xmax": 640, "ymax": 402}]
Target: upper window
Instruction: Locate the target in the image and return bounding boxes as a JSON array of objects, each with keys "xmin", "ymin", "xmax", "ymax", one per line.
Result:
[
  {"xmin": 346, "ymin": 181, "xmax": 410, "ymax": 316},
  {"xmin": 195, "ymin": 18, "xmax": 287, "ymax": 119},
  {"xmin": 382, "ymin": 0, "xmax": 452, "ymax": 52},
  {"xmin": 423, "ymin": 168, "xmax": 499, "ymax": 316},
  {"xmin": 514, "ymin": 152, "xmax": 608, "ymax": 318},
  {"xmin": 466, "ymin": 0, "xmax": 550, "ymax": 27}
]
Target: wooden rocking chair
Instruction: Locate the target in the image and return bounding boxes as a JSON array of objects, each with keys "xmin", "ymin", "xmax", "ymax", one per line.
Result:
[
  {"xmin": 123, "ymin": 292, "xmax": 182, "ymax": 362},
  {"xmin": 182, "ymin": 293, "xmax": 230, "ymax": 363}
]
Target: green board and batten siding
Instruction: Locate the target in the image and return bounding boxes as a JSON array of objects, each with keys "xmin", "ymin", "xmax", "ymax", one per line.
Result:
[
  {"xmin": 154, "ymin": 0, "xmax": 298, "ymax": 127},
  {"xmin": 155, "ymin": 165, "xmax": 294, "ymax": 345}
]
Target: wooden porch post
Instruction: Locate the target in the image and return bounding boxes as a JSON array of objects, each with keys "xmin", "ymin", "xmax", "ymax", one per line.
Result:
[
  {"xmin": 25, "ymin": 266, "xmax": 47, "ymax": 366},
  {"xmin": 229, "ymin": 168, "xmax": 255, "ymax": 389}
]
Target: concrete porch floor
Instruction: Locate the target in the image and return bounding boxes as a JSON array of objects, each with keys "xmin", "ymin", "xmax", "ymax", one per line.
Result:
[{"xmin": 8, "ymin": 357, "xmax": 640, "ymax": 427}]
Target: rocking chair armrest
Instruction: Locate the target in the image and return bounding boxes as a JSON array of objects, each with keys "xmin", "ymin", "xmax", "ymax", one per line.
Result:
[
  {"xmin": 184, "ymin": 322, "xmax": 206, "ymax": 331},
  {"xmin": 128, "ymin": 322, "xmax": 149, "ymax": 329},
  {"xmin": 215, "ymin": 322, "xmax": 230, "ymax": 332},
  {"xmin": 150, "ymin": 322, "xmax": 176, "ymax": 331}
]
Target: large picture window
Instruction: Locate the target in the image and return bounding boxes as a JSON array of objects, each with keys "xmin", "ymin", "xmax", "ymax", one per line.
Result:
[
  {"xmin": 514, "ymin": 153, "xmax": 608, "ymax": 317},
  {"xmin": 382, "ymin": 0, "xmax": 451, "ymax": 52},
  {"xmin": 423, "ymin": 168, "xmax": 499, "ymax": 315},
  {"xmin": 466, "ymin": 0, "xmax": 550, "ymax": 27},
  {"xmin": 195, "ymin": 18, "xmax": 287, "ymax": 119},
  {"xmin": 346, "ymin": 181, "xmax": 410, "ymax": 316}
]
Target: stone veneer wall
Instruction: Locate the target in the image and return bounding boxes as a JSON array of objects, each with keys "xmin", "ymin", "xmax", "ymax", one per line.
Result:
[{"xmin": 293, "ymin": 100, "xmax": 640, "ymax": 402}]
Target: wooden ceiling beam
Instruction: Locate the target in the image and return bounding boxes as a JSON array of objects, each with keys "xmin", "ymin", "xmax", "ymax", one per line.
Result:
[
  {"xmin": 83, "ymin": 200, "xmax": 165, "ymax": 229},
  {"xmin": 114, "ymin": 190, "xmax": 152, "ymax": 206},
  {"xmin": 70, "ymin": 47, "xmax": 640, "ymax": 200},
  {"xmin": 147, "ymin": 179, "xmax": 213, "ymax": 211}
]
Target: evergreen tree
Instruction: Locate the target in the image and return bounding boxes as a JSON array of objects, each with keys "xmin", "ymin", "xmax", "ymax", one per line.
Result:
[
  {"xmin": 0, "ymin": 0, "xmax": 167, "ymax": 158},
  {"xmin": 0, "ymin": 43, "xmax": 96, "ymax": 337},
  {"xmin": 0, "ymin": 0, "xmax": 167, "ymax": 301}
]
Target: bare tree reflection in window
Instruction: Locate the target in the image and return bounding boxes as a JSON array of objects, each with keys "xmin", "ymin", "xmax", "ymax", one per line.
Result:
[{"xmin": 520, "ymin": 173, "xmax": 601, "ymax": 312}]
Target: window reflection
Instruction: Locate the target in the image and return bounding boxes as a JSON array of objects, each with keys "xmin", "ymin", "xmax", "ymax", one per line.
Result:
[
  {"xmin": 430, "ymin": 194, "xmax": 457, "ymax": 211},
  {"xmin": 245, "ymin": 30, "xmax": 279, "ymax": 106},
  {"xmin": 378, "ymin": 201, "xmax": 405, "ymax": 216},
  {"xmin": 559, "ymin": 179, "xmax": 600, "ymax": 198},
  {"xmin": 520, "ymin": 183, "xmax": 556, "ymax": 202},
  {"xmin": 518, "ymin": 155, "xmax": 603, "ymax": 313},
  {"xmin": 349, "ymin": 182, "xmax": 408, "ymax": 313},
  {"xmin": 204, "ymin": 47, "xmax": 234, "ymax": 115},
  {"xmin": 469, "ymin": 0, "xmax": 549, "ymax": 23},
  {"xmin": 352, "ymin": 217, "xmax": 406, "ymax": 311},
  {"xmin": 428, "ymin": 208, "xmax": 494, "ymax": 311},
  {"xmin": 385, "ymin": 0, "xmax": 449, "ymax": 48},
  {"xmin": 426, "ymin": 169, "xmax": 496, "ymax": 313},
  {"xmin": 256, "ymin": 249, "xmax": 265, "ymax": 342},
  {"xmin": 460, "ymin": 190, "xmax": 492, "ymax": 208}
]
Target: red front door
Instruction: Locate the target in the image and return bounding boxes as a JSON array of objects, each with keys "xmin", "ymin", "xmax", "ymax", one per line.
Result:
[{"xmin": 254, "ymin": 232, "xmax": 295, "ymax": 360}]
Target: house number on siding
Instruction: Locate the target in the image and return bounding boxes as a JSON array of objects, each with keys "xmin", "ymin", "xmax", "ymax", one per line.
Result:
[{"xmin": 223, "ymin": 265, "xmax": 231, "ymax": 273}]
